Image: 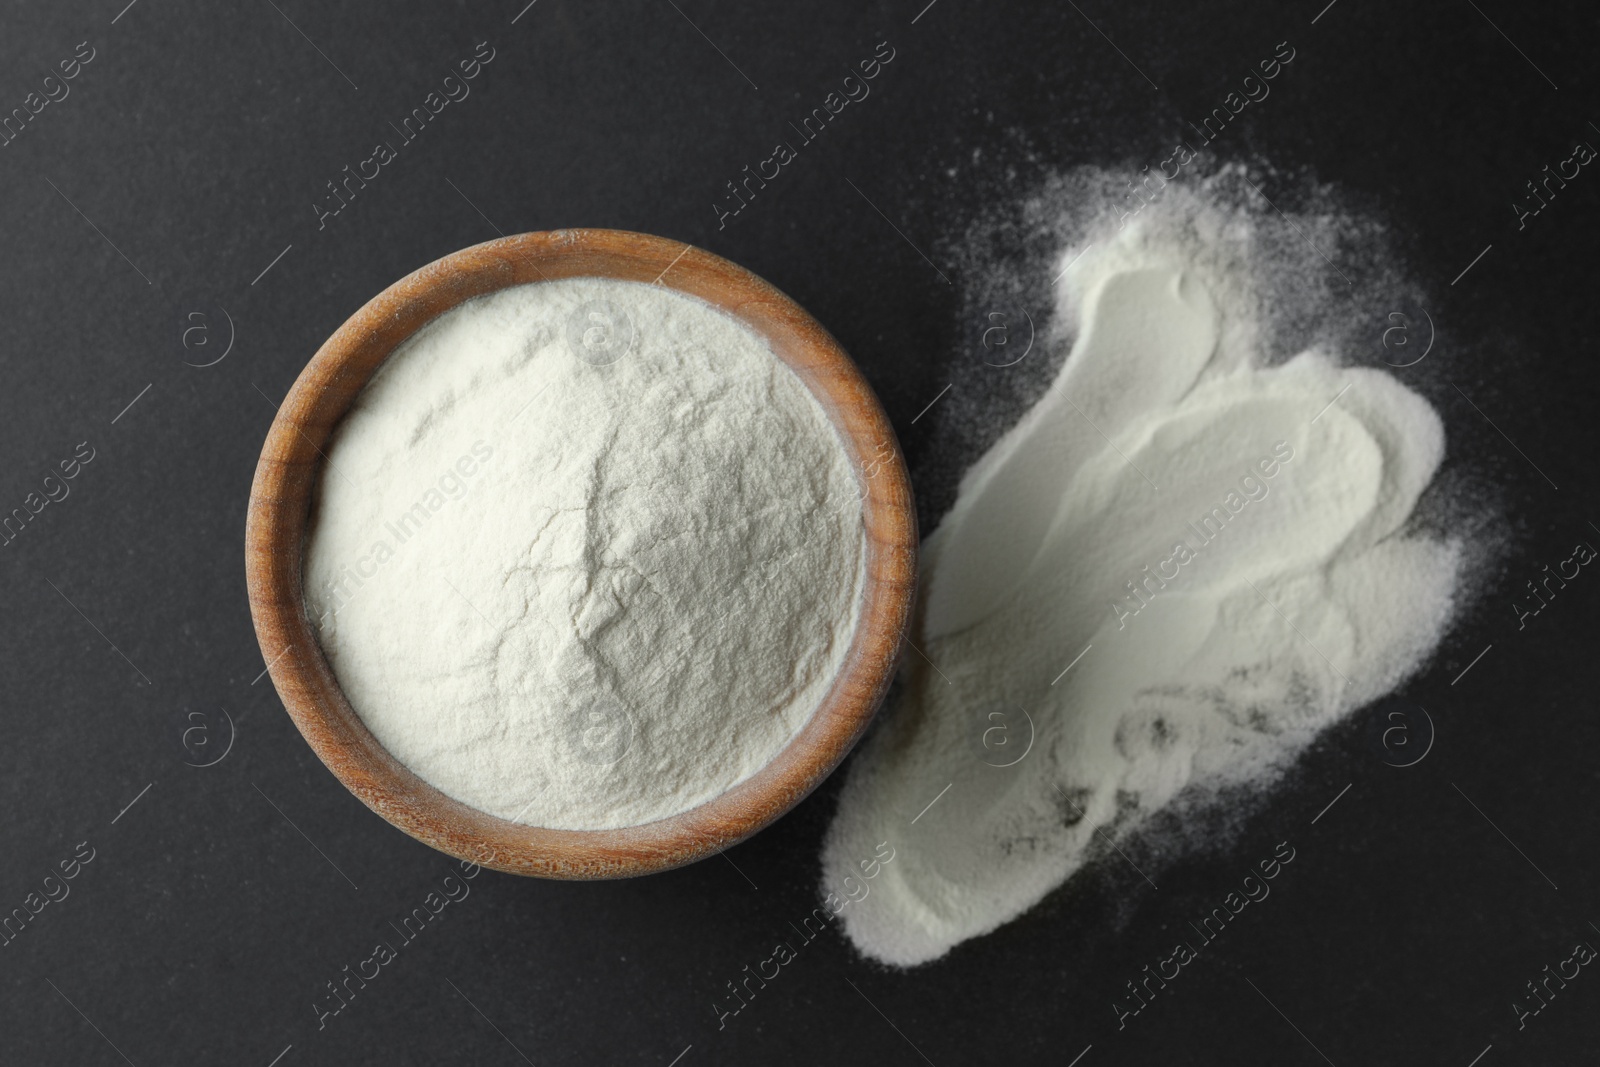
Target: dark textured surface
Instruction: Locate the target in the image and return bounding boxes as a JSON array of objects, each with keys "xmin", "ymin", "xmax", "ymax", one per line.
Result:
[{"xmin": 0, "ymin": 1, "xmax": 1596, "ymax": 1064}]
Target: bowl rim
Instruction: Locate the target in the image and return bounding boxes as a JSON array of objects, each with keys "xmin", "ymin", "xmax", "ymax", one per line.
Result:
[{"xmin": 244, "ymin": 228, "xmax": 917, "ymax": 879}]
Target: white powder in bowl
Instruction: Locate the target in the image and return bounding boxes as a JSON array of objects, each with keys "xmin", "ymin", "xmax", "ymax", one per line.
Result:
[
  {"xmin": 823, "ymin": 170, "xmax": 1463, "ymax": 966},
  {"xmin": 304, "ymin": 277, "xmax": 866, "ymax": 831}
]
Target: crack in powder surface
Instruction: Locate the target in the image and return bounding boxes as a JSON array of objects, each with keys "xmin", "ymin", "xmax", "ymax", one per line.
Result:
[
  {"xmin": 822, "ymin": 171, "xmax": 1462, "ymax": 966},
  {"xmin": 305, "ymin": 277, "xmax": 865, "ymax": 831}
]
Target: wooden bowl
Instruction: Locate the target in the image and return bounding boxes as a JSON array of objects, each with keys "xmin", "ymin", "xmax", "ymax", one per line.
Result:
[{"xmin": 245, "ymin": 229, "xmax": 917, "ymax": 878}]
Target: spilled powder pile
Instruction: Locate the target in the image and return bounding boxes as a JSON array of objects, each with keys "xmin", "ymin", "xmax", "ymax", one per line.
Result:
[
  {"xmin": 822, "ymin": 171, "xmax": 1462, "ymax": 966},
  {"xmin": 305, "ymin": 277, "xmax": 865, "ymax": 831}
]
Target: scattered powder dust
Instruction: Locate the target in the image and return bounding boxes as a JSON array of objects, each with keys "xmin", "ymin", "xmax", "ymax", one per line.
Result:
[
  {"xmin": 304, "ymin": 277, "xmax": 866, "ymax": 831},
  {"xmin": 822, "ymin": 167, "xmax": 1464, "ymax": 966}
]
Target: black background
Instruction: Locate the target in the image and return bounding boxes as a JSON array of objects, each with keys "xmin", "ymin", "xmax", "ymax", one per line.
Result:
[{"xmin": 1, "ymin": 1, "xmax": 1597, "ymax": 1064}]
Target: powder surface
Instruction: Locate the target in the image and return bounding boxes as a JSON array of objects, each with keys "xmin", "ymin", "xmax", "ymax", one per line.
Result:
[
  {"xmin": 304, "ymin": 277, "xmax": 865, "ymax": 831},
  {"xmin": 822, "ymin": 173, "xmax": 1461, "ymax": 966}
]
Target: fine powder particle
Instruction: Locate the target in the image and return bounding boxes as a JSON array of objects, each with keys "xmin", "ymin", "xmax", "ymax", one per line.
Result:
[
  {"xmin": 822, "ymin": 172, "xmax": 1462, "ymax": 966},
  {"xmin": 304, "ymin": 277, "xmax": 866, "ymax": 831}
]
